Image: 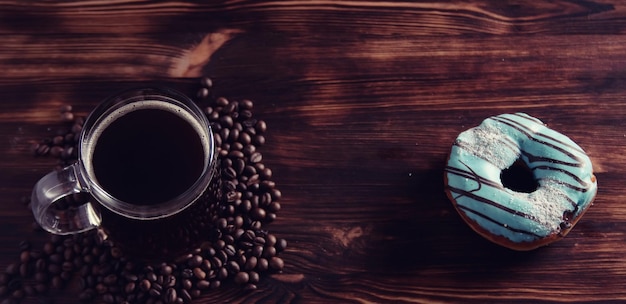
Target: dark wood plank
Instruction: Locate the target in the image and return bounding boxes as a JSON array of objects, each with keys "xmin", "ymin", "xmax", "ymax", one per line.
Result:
[{"xmin": 1, "ymin": 0, "xmax": 626, "ymax": 303}]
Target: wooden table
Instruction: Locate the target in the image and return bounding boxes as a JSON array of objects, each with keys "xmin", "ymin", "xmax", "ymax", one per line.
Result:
[{"xmin": 1, "ymin": 1, "xmax": 625, "ymax": 303}]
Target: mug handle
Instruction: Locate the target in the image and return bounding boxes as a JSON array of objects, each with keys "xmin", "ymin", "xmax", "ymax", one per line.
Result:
[{"xmin": 31, "ymin": 163, "xmax": 101, "ymax": 235}]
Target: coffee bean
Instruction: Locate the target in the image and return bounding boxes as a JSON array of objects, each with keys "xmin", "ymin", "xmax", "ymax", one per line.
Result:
[
  {"xmin": 147, "ymin": 272, "xmax": 158, "ymax": 283},
  {"xmin": 18, "ymin": 251, "xmax": 30, "ymax": 265},
  {"xmin": 200, "ymin": 259, "xmax": 212, "ymax": 272},
  {"xmin": 19, "ymin": 264, "xmax": 31, "ymax": 277},
  {"xmin": 228, "ymin": 128, "xmax": 240, "ymax": 143},
  {"xmin": 251, "ymin": 208, "xmax": 266, "ymax": 220},
  {"xmin": 61, "ymin": 112, "xmax": 74, "ymax": 122},
  {"xmin": 257, "ymin": 258, "xmax": 269, "ymax": 272},
  {"xmin": 249, "ymin": 152, "xmax": 262, "ymax": 163},
  {"xmin": 180, "ymin": 289, "xmax": 192, "ymax": 302},
  {"xmin": 269, "ymin": 256, "xmax": 285, "ymax": 271},
  {"xmin": 149, "ymin": 288, "xmax": 161, "ymax": 297},
  {"xmin": 188, "ymin": 255, "xmax": 203, "ymax": 268},
  {"xmin": 152, "ymin": 282, "xmax": 163, "ymax": 292},
  {"xmin": 180, "ymin": 268, "xmax": 193, "ymax": 279},
  {"xmin": 5, "ymin": 263, "xmax": 18, "ymax": 276},
  {"xmin": 243, "ymin": 283, "xmax": 257, "ymax": 292},
  {"xmin": 193, "ymin": 268, "xmax": 206, "ymax": 280},
  {"xmin": 223, "ymin": 167, "xmax": 237, "ymax": 180},
  {"xmin": 11, "ymin": 289, "xmax": 25, "ymax": 300},
  {"xmin": 215, "ymin": 97, "xmax": 229, "ymax": 107},
  {"xmin": 248, "ymin": 271, "xmax": 260, "ymax": 284},
  {"xmin": 34, "ymin": 271, "xmax": 48, "ymax": 283},
  {"xmin": 51, "ymin": 276, "xmax": 64, "ymax": 289},
  {"xmin": 103, "ymin": 274, "xmax": 117, "ymax": 285},
  {"xmin": 103, "ymin": 293, "xmax": 115, "ymax": 303},
  {"xmin": 233, "ymin": 272, "xmax": 249, "ymax": 285},
  {"xmin": 166, "ymin": 288, "xmax": 177, "ymax": 303},
  {"xmin": 182, "ymin": 279, "xmax": 192, "ymax": 290},
  {"xmin": 210, "ymin": 279, "xmax": 221, "ymax": 289},
  {"xmin": 96, "ymin": 283, "xmax": 108, "ymax": 294},
  {"xmin": 276, "ymin": 238, "xmax": 288, "ymax": 253},
  {"xmin": 244, "ymin": 256, "xmax": 258, "ymax": 271},
  {"xmin": 197, "ymin": 87, "xmax": 210, "ymax": 99},
  {"xmin": 125, "ymin": 281, "xmax": 136, "ymax": 294},
  {"xmin": 196, "ymin": 280, "xmax": 210, "ymax": 290},
  {"xmin": 0, "ymin": 286, "xmax": 9, "ymax": 297},
  {"xmin": 139, "ymin": 279, "xmax": 151, "ymax": 292}
]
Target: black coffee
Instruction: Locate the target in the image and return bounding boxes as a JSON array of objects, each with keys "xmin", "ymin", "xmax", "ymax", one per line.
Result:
[{"xmin": 91, "ymin": 102, "xmax": 205, "ymax": 205}]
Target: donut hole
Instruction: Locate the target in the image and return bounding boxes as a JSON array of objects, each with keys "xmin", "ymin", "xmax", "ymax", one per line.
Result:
[{"xmin": 500, "ymin": 159, "xmax": 538, "ymax": 193}]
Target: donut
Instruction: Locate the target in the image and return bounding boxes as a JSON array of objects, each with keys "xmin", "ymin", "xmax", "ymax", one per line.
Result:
[{"xmin": 444, "ymin": 113, "xmax": 597, "ymax": 251}]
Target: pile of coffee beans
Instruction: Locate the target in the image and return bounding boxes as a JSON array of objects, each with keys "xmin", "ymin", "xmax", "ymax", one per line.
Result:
[{"xmin": 1, "ymin": 78, "xmax": 286, "ymax": 304}]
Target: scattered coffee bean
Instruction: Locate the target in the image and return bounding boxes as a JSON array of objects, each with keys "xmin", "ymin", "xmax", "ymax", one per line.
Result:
[
  {"xmin": 233, "ymin": 272, "xmax": 249, "ymax": 285},
  {"xmin": 1, "ymin": 79, "xmax": 287, "ymax": 303}
]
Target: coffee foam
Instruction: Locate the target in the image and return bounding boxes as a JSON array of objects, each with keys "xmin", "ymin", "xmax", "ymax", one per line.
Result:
[{"xmin": 82, "ymin": 99, "xmax": 212, "ymax": 182}]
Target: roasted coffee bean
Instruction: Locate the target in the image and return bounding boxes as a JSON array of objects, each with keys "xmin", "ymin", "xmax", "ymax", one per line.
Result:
[
  {"xmin": 241, "ymin": 283, "xmax": 256, "ymax": 293},
  {"xmin": 34, "ymin": 283, "xmax": 48, "ymax": 294},
  {"xmin": 226, "ymin": 261, "xmax": 240, "ymax": 274},
  {"xmin": 103, "ymin": 293, "xmax": 115, "ymax": 303},
  {"xmin": 257, "ymin": 258, "xmax": 269, "ymax": 272},
  {"xmin": 11, "ymin": 289, "xmax": 25, "ymax": 300},
  {"xmin": 164, "ymin": 275, "xmax": 176, "ymax": 288},
  {"xmin": 197, "ymin": 87, "xmax": 210, "ymax": 99},
  {"xmin": 188, "ymin": 255, "xmax": 203, "ymax": 268},
  {"xmin": 200, "ymin": 259, "xmax": 212, "ymax": 272},
  {"xmin": 251, "ymin": 208, "xmax": 266, "ymax": 220},
  {"xmin": 18, "ymin": 241, "xmax": 31, "ymax": 252},
  {"xmin": 244, "ymin": 256, "xmax": 257, "ymax": 271},
  {"xmin": 263, "ymin": 246, "xmax": 277, "ymax": 259},
  {"xmin": 190, "ymin": 288, "xmax": 201, "ymax": 298},
  {"xmin": 96, "ymin": 283, "xmax": 108, "ymax": 294},
  {"xmin": 152, "ymin": 282, "xmax": 163, "ymax": 292},
  {"xmin": 51, "ymin": 276, "xmax": 64, "ymax": 289},
  {"xmin": 248, "ymin": 271, "xmax": 260, "ymax": 284},
  {"xmin": 61, "ymin": 270, "xmax": 72, "ymax": 281},
  {"xmin": 182, "ymin": 279, "xmax": 192, "ymax": 290},
  {"xmin": 215, "ymin": 96, "xmax": 229, "ymax": 107},
  {"xmin": 125, "ymin": 281, "xmax": 136, "ymax": 294},
  {"xmin": 200, "ymin": 77, "xmax": 213, "ymax": 88},
  {"xmin": 249, "ymin": 152, "xmax": 262, "ymax": 163},
  {"xmin": 210, "ymin": 280, "xmax": 221, "ymax": 290},
  {"xmin": 139, "ymin": 279, "xmax": 151, "ymax": 292},
  {"xmin": 193, "ymin": 268, "xmax": 206, "ymax": 280},
  {"xmin": 276, "ymin": 238, "xmax": 288, "ymax": 252},
  {"xmin": 180, "ymin": 268, "xmax": 193, "ymax": 279},
  {"xmin": 61, "ymin": 111, "xmax": 74, "ymax": 122},
  {"xmin": 196, "ymin": 280, "xmax": 210, "ymax": 290},
  {"xmin": 19, "ymin": 263, "xmax": 30, "ymax": 277},
  {"xmin": 149, "ymin": 288, "xmax": 161, "ymax": 297},
  {"xmin": 146, "ymin": 272, "xmax": 158, "ymax": 282},
  {"xmin": 233, "ymin": 272, "xmax": 249, "ymax": 285},
  {"xmin": 223, "ymin": 167, "xmax": 237, "ymax": 180},
  {"xmin": 1, "ymin": 286, "xmax": 17, "ymax": 299},
  {"xmin": 166, "ymin": 288, "xmax": 177, "ymax": 303},
  {"xmin": 269, "ymin": 256, "xmax": 285, "ymax": 271},
  {"xmin": 180, "ymin": 289, "xmax": 192, "ymax": 302},
  {"xmin": 103, "ymin": 274, "xmax": 117, "ymax": 285},
  {"xmin": 5, "ymin": 263, "xmax": 18, "ymax": 276}
]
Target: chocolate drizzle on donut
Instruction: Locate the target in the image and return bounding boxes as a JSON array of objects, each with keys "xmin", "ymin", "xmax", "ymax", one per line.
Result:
[{"xmin": 444, "ymin": 113, "xmax": 597, "ymax": 249}]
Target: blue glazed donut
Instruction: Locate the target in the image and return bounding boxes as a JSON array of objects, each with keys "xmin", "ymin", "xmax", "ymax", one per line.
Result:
[{"xmin": 445, "ymin": 113, "xmax": 597, "ymax": 250}]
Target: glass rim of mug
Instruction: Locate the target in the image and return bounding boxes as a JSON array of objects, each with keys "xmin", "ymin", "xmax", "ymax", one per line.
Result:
[{"xmin": 77, "ymin": 87, "xmax": 217, "ymax": 220}]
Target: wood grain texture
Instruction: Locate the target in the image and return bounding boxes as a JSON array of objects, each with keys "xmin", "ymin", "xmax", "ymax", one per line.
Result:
[{"xmin": 1, "ymin": 0, "xmax": 626, "ymax": 303}]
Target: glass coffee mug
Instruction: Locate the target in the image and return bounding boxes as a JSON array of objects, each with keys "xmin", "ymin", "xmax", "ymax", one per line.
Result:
[{"xmin": 31, "ymin": 87, "xmax": 221, "ymax": 259}]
